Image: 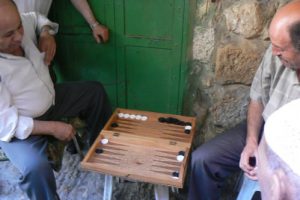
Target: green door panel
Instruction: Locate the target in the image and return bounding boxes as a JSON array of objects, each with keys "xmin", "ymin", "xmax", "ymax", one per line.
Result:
[
  {"xmin": 50, "ymin": 0, "xmax": 117, "ymax": 107},
  {"xmin": 50, "ymin": 0, "xmax": 195, "ymax": 114},
  {"xmin": 125, "ymin": 47, "xmax": 177, "ymax": 113},
  {"xmin": 124, "ymin": 0, "xmax": 174, "ymax": 40},
  {"xmin": 54, "ymin": 35, "xmax": 117, "ymax": 107},
  {"xmin": 115, "ymin": 0, "xmax": 186, "ymax": 114}
]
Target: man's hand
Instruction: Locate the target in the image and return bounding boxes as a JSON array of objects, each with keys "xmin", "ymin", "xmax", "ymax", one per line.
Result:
[
  {"xmin": 38, "ymin": 30, "xmax": 56, "ymax": 66},
  {"xmin": 239, "ymin": 142, "xmax": 258, "ymax": 180},
  {"xmin": 241, "ymin": 100, "xmax": 264, "ymax": 180},
  {"xmin": 51, "ymin": 121, "xmax": 76, "ymax": 141},
  {"xmin": 92, "ymin": 23, "xmax": 109, "ymax": 43}
]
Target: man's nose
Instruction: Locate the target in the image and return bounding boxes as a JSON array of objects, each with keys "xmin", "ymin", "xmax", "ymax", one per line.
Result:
[{"xmin": 13, "ymin": 29, "xmax": 23, "ymax": 42}]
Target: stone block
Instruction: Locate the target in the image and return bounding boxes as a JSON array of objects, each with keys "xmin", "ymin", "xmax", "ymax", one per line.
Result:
[
  {"xmin": 193, "ymin": 26, "xmax": 215, "ymax": 61},
  {"xmin": 215, "ymin": 43, "xmax": 262, "ymax": 85},
  {"xmin": 210, "ymin": 85, "xmax": 250, "ymax": 132},
  {"xmin": 224, "ymin": 2, "xmax": 265, "ymax": 39}
]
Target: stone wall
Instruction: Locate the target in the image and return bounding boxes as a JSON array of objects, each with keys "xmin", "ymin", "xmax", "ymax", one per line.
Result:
[{"xmin": 185, "ymin": 0, "xmax": 290, "ymax": 145}]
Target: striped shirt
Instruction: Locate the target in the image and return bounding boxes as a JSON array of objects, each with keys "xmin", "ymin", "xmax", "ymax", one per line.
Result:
[{"xmin": 250, "ymin": 45, "xmax": 300, "ymax": 120}]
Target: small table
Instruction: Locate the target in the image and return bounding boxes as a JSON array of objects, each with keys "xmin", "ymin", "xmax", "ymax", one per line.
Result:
[{"xmin": 81, "ymin": 108, "xmax": 196, "ymax": 200}]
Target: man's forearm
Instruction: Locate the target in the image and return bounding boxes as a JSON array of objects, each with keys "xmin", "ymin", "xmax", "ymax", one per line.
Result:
[
  {"xmin": 70, "ymin": 0, "xmax": 99, "ymax": 26},
  {"xmin": 31, "ymin": 120, "xmax": 55, "ymax": 136},
  {"xmin": 31, "ymin": 120, "xmax": 75, "ymax": 141},
  {"xmin": 246, "ymin": 100, "xmax": 264, "ymax": 145}
]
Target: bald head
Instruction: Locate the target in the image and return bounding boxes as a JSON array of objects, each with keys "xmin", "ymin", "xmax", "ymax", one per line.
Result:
[
  {"xmin": 268, "ymin": 0, "xmax": 300, "ymax": 70},
  {"xmin": 272, "ymin": 0, "xmax": 300, "ymax": 24},
  {"xmin": 0, "ymin": 0, "xmax": 23, "ymax": 54},
  {"xmin": 0, "ymin": 0, "xmax": 19, "ymax": 30},
  {"xmin": 270, "ymin": 0, "xmax": 300, "ymax": 51},
  {"xmin": 0, "ymin": 0, "xmax": 17, "ymax": 11}
]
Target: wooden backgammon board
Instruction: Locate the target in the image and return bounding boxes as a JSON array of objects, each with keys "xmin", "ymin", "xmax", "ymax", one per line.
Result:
[{"xmin": 80, "ymin": 108, "xmax": 196, "ymax": 188}]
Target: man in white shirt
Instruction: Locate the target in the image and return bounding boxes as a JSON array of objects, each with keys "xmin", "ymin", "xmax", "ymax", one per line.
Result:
[
  {"xmin": 0, "ymin": 0, "xmax": 111, "ymax": 199},
  {"xmin": 258, "ymin": 99, "xmax": 300, "ymax": 200}
]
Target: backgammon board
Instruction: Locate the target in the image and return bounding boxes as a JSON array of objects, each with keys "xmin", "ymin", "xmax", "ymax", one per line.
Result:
[{"xmin": 81, "ymin": 108, "xmax": 196, "ymax": 188}]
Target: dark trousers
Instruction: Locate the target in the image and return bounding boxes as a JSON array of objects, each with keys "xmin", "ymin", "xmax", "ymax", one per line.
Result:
[
  {"xmin": 38, "ymin": 81, "xmax": 112, "ymax": 145},
  {"xmin": 0, "ymin": 81, "xmax": 112, "ymax": 200},
  {"xmin": 188, "ymin": 121, "xmax": 248, "ymax": 200}
]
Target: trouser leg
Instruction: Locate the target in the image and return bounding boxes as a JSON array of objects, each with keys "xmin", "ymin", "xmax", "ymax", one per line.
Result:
[
  {"xmin": 0, "ymin": 81, "xmax": 111, "ymax": 199},
  {"xmin": 39, "ymin": 81, "xmax": 112, "ymax": 145},
  {"xmin": 0, "ymin": 136, "xmax": 58, "ymax": 200},
  {"xmin": 188, "ymin": 121, "xmax": 247, "ymax": 200}
]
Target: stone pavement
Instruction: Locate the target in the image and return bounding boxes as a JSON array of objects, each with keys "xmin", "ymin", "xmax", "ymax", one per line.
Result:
[
  {"xmin": 0, "ymin": 148, "xmax": 242, "ymax": 200},
  {"xmin": 0, "ymin": 151, "xmax": 106, "ymax": 200},
  {"xmin": 0, "ymin": 150, "xmax": 183, "ymax": 200}
]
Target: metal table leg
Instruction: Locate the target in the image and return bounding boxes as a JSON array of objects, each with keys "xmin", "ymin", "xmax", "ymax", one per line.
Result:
[
  {"xmin": 103, "ymin": 175, "xmax": 113, "ymax": 200},
  {"xmin": 154, "ymin": 185, "xmax": 169, "ymax": 200},
  {"xmin": 103, "ymin": 175, "xmax": 171, "ymax": 200}
]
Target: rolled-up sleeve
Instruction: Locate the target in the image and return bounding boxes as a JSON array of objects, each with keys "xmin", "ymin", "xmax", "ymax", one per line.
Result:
[
  {"xmin": 21, "ymin": 12, "xmax": 59, "ymax": 36},
  {"xmin": 0, "ymin": 83, "xmax": 33, "ymax": 142},
  {"xmin": 35, "ymin": 12, "xmax": 59, "ymax": 34}
]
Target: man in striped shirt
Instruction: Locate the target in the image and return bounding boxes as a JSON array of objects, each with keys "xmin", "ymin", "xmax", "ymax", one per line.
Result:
[{"xmin": 188, "ymin": 0, "xmax": 300, "ymax": 199}]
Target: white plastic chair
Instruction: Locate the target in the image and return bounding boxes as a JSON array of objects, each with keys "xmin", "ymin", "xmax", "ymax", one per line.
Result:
[{"xmin": 236, "ymin": 175, "xmax": 260, "ymax": 200}]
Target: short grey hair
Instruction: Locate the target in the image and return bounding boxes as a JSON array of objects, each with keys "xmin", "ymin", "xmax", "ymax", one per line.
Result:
[{"xmin": 289, "ymin": 20, "xmax": 300, "ymax": 52}]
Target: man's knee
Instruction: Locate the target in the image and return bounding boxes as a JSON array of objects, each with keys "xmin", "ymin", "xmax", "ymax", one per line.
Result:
[
  {"xmin": 191, "ymin": 145, "xmax": 215, "ymax": 169},
  {"xmin": 88, "ymin": 81, "xmax": 105, "ymax": 94},
  {"xmin": 23, "ymin": 157, "xmax": 51, "ymax": 177},
  {"xmin": 84, "ymin": 81, "xmax": 109, "ymax": 103}
]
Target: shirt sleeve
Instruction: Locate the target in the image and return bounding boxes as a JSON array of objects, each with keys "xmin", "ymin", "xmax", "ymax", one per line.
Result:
[
  {"xmin": 250, "ymin": 45, "xmax": 273, "ymax": 105},
  {"xmin": 0, "ymin": 83, "xmax": 33, "ymax": 142},
  {"xmin": 21, "ymin": 12, "xmax": 59, "ymax": 36},
  {"xmin": 35, "ymin": 12, "xmax": 59, "ymax": 35},
  {"xmin": 250, "ymin": 61, "xmax": 264, "ymax": 101}
]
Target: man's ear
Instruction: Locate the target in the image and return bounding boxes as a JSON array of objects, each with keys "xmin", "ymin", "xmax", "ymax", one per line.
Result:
[{"xmin": 270, "ymin": 169, "xmax": 287, "ymax": 200}]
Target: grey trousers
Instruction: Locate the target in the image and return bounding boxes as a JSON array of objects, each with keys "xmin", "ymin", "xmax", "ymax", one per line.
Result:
[
  {"xmin": 0, "ymin": 81, "xmax": 112, "ymax": 200},
  {"xmin": 188, "ymin": 121, "xmax": 248, "ymax": 200}
]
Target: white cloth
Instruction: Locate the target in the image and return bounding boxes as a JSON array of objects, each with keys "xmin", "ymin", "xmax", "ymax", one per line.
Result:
[
  {"xmin": 0, "ymin": 12, "xmax": 58, "ymax": 142},
  {"xmin": 13, "ymin": 0, "xmax": 53, "ymax": 16},
  {"xmin": 264, "ymin": 98, "xmax": 300, "ymax": 176}
]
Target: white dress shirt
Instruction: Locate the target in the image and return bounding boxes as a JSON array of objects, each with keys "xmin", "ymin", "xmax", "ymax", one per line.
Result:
[
  {"xmin": 13, "ymin": 0, "xmax": 53, "ymax": 16},
  {"xmin": 0, "ymin": 12, "xmax": 58, "ymax": 142}
]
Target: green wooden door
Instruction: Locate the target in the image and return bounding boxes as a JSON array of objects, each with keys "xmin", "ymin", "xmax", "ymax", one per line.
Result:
[
  {"xmin": 115, "ymin": 0, "xmax": 191, "ymax": 114},
  {"xmin": 49, "ymin": 0, "xmax": 117, "ymax": 107},
  {"xmin": 50, "ymin": 0, "xmax": 194, "ymax": 114}
]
